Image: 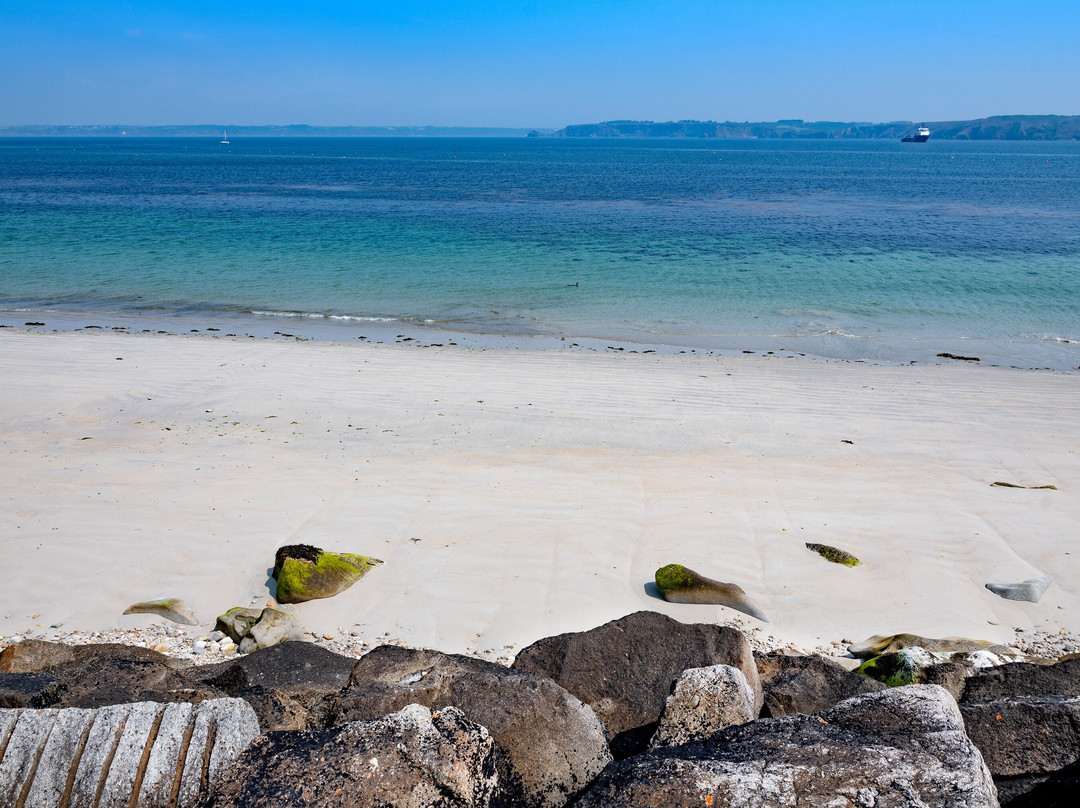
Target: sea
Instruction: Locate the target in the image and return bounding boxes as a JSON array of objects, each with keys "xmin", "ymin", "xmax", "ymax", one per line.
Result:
[{"xmin": 1, "ymin": 136, "xmax": 1078, "ymax": 369}]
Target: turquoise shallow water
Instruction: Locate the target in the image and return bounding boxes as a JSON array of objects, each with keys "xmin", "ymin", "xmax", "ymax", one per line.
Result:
[{"xmin": 1, "ymin": 137, "xmax": 1078, "ymax": 367}]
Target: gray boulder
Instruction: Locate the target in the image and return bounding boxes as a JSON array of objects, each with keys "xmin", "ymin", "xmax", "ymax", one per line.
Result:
[
  {"xmin": 207, "ymin": 704, "xmax": 498, "ymax": 808},
  {"xmin": 511, "ymin": 611, "xmax": 760, "ymax": 758},
  {"xmin": 755, "ymin": 651, "xmax": 886, "ymax": 717},
  {"xmin": 0, "ymin": 698, "xmax": 258, "ymax": 808},
  {"xmin": 333, "ymin": 645, "xmax": 610, "ymax": 808},
  {"xmin": 649, "ymin": 665, "xmax": 754, "ymax": 748},
  {"xmin": 985, "ymin": 576, "xmax": 1052, "ymax": 603},
  {"xmin": 575, "ymin": 685, "xmax": 998, "ymax": 808}
]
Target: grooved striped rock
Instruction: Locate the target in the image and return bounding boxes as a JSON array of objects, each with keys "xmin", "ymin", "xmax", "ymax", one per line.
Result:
[{"xmin": 0, "ymin": 698, "xmax": 258, "ymax": 808}]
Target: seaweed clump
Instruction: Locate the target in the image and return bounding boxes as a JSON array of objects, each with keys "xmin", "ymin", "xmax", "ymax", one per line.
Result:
[{"xmin": 805, "ymin": 543, "xmax": 861, "ymax": 567}]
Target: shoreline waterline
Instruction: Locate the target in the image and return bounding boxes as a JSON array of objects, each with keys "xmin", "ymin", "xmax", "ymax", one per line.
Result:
[{"xmin": 2, "ymin": 305, "xmax": 1077, "ymax": 372}]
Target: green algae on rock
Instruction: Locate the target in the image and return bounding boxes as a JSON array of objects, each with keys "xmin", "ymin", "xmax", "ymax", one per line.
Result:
[
  {"xmin": 855, "ymin": 648, "xmax": 935, "ymax": 687},
  {"xmin": 654, "ymin": 564, "xmax": 768, "ymax": 622},
  {"xmin": 123, "ymin": 597, "xmax": 199, "ymax": 626},
  {"xmin": 272, "ymin": 544, "xmax": 383, "ymax": 604},
  {"xmin": 805, "ymin": 543, "xmax": 861, "ymax": 567}
]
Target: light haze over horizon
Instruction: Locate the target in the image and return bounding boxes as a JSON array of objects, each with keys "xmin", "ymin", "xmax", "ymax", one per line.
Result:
[{"xmin": 2, "ymin": 1, "xmax": 1077, "ymax": 129}]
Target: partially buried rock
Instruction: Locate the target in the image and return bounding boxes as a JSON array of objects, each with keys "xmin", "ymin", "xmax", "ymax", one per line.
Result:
[
  {"xmin": 123, "ymin": 596, "xmax": 199, "ymax": 626},
  {"xmin": 985, "ymin": 575, "xmax": 1052, "ymax": 603},
  {"xmin": 848, "ymin": 632, "xmax": 1017, "ymax": 659},
  {"xmin": 215, "ymin": 605, "xmax": 305, "ymax": 653},
  {"xmin": 654, "ymin": 564, "xmax": 767, "ymax": 622},
  {"xmin": 272, "ymin": 543, "xmax": 383, "ymax": 604},
  {"xmin": 805, "ymin": 543, "xmax": 860, "ymax": 567},
  {"xmin": 216, "ymin": 606, "xmax": 264, "ymax": 645}
]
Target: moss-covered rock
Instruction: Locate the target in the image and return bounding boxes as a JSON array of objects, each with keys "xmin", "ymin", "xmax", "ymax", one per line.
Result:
[
  {"xmin": 805, "ymin": 543, "xmax": 861, "ymax": 567},
  {"xmin": 272, "ymin": 544, "xmax": 383, "ymax": 604},
  {"xmin": 123, "ymin": 597, "xmax": 199, "ymax": 625},
  {"xmin": 654, "ymin": 564, "xmax": 767, "ymax": 622},
  {"xmin": 216, "ymin": 606, "xmax": 265, "ymax": 644},
  {"xmin": 855, "ymin": 648, "xmax": 935, "ymax": 687}
]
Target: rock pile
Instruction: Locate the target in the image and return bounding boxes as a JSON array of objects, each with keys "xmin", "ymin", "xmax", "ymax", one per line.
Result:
[{"xmin": 3, "ymin": 610, "xmax": 1080, "ymax": 807}]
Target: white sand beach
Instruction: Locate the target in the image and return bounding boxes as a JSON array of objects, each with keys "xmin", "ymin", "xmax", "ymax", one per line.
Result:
[{"xmin": 1, "ymin": 330, "xmax": 1078, "ymax": 659}]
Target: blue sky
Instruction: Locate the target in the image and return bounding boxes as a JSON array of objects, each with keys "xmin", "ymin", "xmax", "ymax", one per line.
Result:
[{"xmin": 1, "ymin": 1, "xmax": 1077, "ymax": 127}]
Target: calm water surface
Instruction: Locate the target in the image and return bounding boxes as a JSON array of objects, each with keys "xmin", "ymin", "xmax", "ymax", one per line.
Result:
[{"xmin": 1, "ymin": 137, "xmax": 1078, "ymax": 368}]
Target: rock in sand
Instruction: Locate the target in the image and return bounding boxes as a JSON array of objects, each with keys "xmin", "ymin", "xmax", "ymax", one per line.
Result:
[{"xmin": 653, "ymin": 564, "xmax": 768, "ymax": 622}]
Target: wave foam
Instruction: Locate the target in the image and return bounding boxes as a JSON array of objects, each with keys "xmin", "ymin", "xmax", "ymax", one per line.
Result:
[{"xmin": 251, "ymin": 310, "xmax": 399, "ymax": 323}]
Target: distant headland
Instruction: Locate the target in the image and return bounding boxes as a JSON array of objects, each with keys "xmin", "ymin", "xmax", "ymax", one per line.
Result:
[
  {"xmin": 537, "ymin": 115, "xmax": 1080, "ymax": 140},
  {"xmin": 3, "ymin": 116, "xmax": 1078, "ymax": 139}
]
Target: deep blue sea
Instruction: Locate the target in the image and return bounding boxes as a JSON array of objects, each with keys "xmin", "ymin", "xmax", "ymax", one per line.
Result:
[{"xmin": 1, "ymin": 137, "xmax": 1078, "ymax": 368}]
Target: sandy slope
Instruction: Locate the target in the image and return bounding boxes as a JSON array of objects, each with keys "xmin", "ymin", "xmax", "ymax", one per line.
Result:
[{"xmin": 1, "ymin": 330, "xmax": 1077, "ymax": 656}]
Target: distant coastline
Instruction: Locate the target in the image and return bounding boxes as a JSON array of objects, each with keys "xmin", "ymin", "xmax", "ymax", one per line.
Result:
[
  {"xmin": 2, "ymin": 114, "xmax": 1080, "ymax": 139},
  {"xmin": 541, "ymin": 115, "xmax": 1080, "ymax": 140},
  {"xmin": 0, "ymin": 124, "xmax": 554, "ymax": 138},
  {"xmin": 3, "ymin": 115, "xmax": 1079, "ymax": 139}
]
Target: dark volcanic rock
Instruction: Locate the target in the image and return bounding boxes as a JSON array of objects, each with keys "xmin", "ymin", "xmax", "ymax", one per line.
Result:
[
  {"xmin": 0, "ymin": 672, "xmax": 63, "ymax": 708},
  {"xmin": 333, "ymin": 645, "xmax": 610, "ymax": 808},
  {"xmin": 755, "ymin": 651, "xmax": 886, "ymax": 717},
  {"xmin": 575, "ymin": 685, "xmax": 997, "ymax": 808},
  {"xmin": 192, "ymin": 640, "xmax": 357, "ymax": 694},
  {"xmin": 922, "ymin": 660, "xmax": 979, "ymax": 701},
  {"xmin": 511, "ymin": 611, "xmax": 760, "ymax": 758},
  {"xmin": 188, "ymin": 641, "xmax": 359, "ymax": 730},
  {"xmin": 961, "ymin": 696, "xmax": 1080, "ymax": 806},
  {"xmin": 38, "ymin": 648, "xmax": 225, "ymax": 708},
  {"xmin": 208, "ymin": 704, "xmax": 499, "ymax": 808},
  {"xmin": 961, "ymin": 657, "xmax": 1080, "ymax": 702},
  {"xmin": 959, "ymin": 658, "xmax": 1080, "ymax": 805}
]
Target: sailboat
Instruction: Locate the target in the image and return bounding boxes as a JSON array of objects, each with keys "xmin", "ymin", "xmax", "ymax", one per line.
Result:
[{"xmin": 220, "ymin": 129, "xmax": 230, "ymax": 144}]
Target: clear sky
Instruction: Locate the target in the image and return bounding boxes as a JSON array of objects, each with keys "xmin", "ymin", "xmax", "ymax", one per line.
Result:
[{"xmin": 2, "ymin": 1, "xmax": 1077, "ymax": 128}]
